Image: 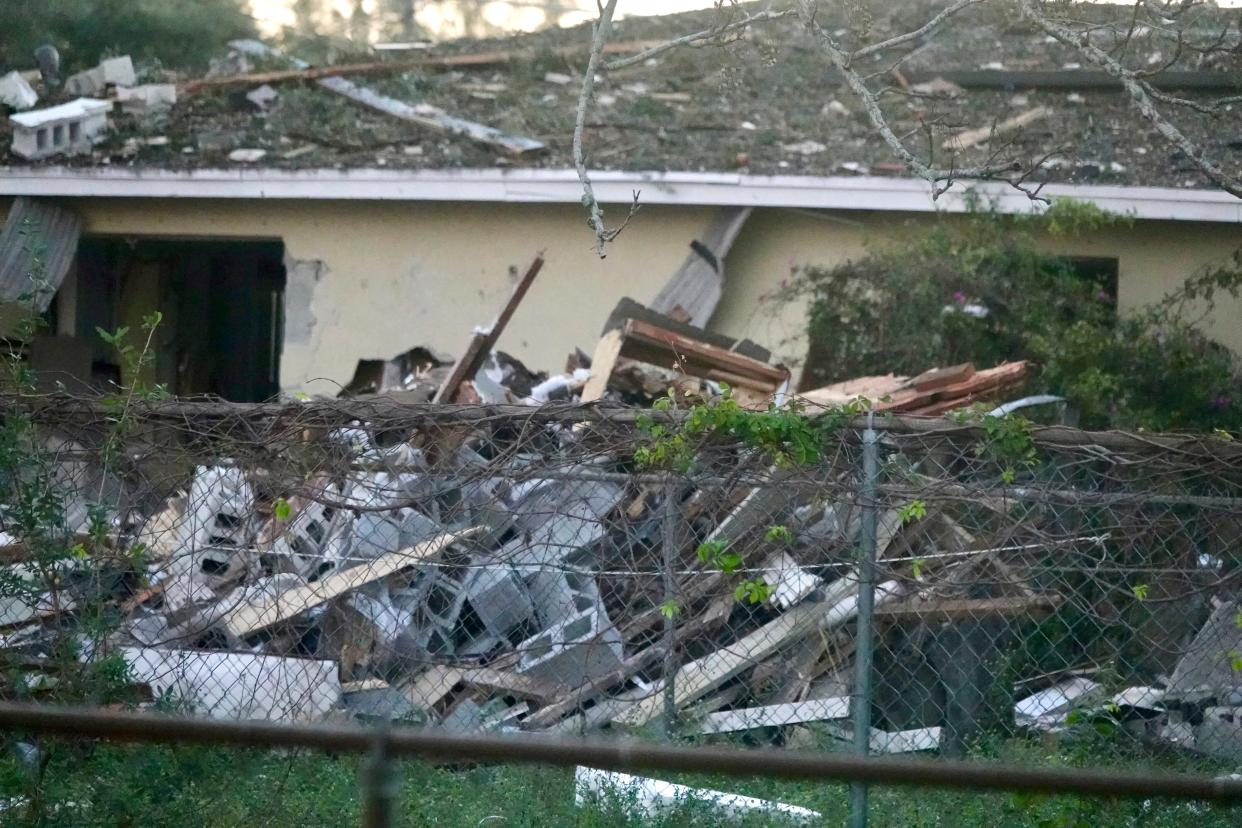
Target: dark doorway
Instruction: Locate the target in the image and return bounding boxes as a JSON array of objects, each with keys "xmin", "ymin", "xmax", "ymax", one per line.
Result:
[{"xmin": 59, "ymin": 238, "xmax": 285, "ymax": 402}]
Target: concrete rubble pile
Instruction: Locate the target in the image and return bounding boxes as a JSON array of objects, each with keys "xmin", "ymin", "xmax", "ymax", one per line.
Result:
[{"xmin": 0, "ymin": 301, "xmax": 1071, "ymax": 755}]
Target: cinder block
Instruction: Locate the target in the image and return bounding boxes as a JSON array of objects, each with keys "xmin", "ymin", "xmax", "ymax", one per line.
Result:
[
  {"xmin": 266, "ymin": 488, "xmax": 350, "ymax": 579},
  {"xmin": 466, "ymin": 565, "xmax": 534, "ymax": 639},
  {"xmin": 517, "ymin": 606, "xmax": 624, "ymax": 688},
  {"xmin": 9, "ymin": 98, "xmax": 110, "ymax": 160}
]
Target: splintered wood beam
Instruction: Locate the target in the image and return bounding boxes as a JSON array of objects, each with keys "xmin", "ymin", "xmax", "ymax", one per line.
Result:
[
  {"xmin": 433, "ymin": 254, "xmax": 545, "ymax": 403},
  {"xmin": 222, "ymin": 528, "xmax": 479, "ymax": 638}
]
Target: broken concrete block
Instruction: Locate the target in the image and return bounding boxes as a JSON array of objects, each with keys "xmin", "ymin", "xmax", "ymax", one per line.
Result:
[
  {"xmin": 517, "ymin": 605, "xmax": 624, "ymax": 688},
  {"xmin": 1196, "ymin": 707, "xmax": 1242, "ymax": 760},
  {"xmin": 63, "ymin": 56, "xmax": 134, "ymax": 96},
  {"xmin": 118, "ymin": 646, "xmax": 339, "ymax": 722},
  {"xmin": 529, "ymin": 567, "xmax": 604, "ymax": 628},
  {"xmin": 343, "ymin": 684, "xmax": 418, "ymax": 722},
  {"xmin": 265, "ymin": 485, "xmax": 350, "ymax": 579},
  {"xmin": 1166, "ymin": 601, "xmax": 1242, "ymax": 704},
  {"xmin": 181, "ymin": 466, "xmax": 255, "ymax": 556},
  {"xmin": 574, "ymin": 767, "xmax": 820, "ymax": 822},
  {"xmin": 100, "ymin": 56, "xmax": 136, "ymax": 87},
  {"xmin": 64, "ymin": 67, "xmax": 105, "ymax": 96},
  {"xmin": 115, "ymin": 84, "xmax": 176, "ymax": 116},
  {"xmin": 9, "ymin": 98, "xmax": 110, "ymax": 160},
  {"xmin": 465, "ymin": 565, "xmax": 535, "ymax": 639},
  {"xmin": 351, "ymin": 511, "xmax": 403, "ymax": 560},
  {"xmin": 0, "ymin": 71, "xmax": 38, "ymax": 111}
]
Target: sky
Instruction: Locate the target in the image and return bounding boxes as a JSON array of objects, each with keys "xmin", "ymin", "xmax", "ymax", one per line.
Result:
[
  {"xmin": 247, "ymin": 0, "xmax": 1242, "ymax": 42},
  {"xmin": 248, "ymin": 0, "xmax": 735, "ymax": 40}
]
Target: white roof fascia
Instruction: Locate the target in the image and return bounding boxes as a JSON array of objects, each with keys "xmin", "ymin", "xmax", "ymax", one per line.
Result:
[{"xmin": 0, "ymin": 166, "xmax": 1238, "ymax": 223}]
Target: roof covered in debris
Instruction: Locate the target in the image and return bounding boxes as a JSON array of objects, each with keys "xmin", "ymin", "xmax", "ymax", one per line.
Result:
[{"xmin": 2, "ymin": 0, "xmax": 1240, "ymax": 192}]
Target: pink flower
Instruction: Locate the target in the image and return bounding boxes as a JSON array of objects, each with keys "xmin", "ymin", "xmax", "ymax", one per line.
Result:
[{"xmin": 952, "ymin": 291, "xmax": 967, "ymax": 304}]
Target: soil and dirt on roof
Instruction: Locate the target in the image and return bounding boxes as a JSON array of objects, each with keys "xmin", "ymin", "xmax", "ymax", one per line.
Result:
[{"xmin": 3, "ymin": 0, "xmax": 1239, "ymax": 190}]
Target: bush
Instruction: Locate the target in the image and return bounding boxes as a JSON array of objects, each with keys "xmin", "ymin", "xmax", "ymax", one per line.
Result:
[
  {"xmin": 0, "ymin": 0, "xmax": 255, "ymax": 74},
  {"xmin": 783, "ymin": 200, "xmax": 1242, "ymax": 432}
]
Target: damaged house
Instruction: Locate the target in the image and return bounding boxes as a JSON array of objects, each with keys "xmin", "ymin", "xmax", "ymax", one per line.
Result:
[{"xmin": 0, "ymin": 4, "xmax": 1240, "ymax": 400}]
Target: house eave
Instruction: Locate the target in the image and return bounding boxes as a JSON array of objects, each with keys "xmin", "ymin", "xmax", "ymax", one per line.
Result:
[{"xmin": 1, "ymin": 166, "xmax": 1239, "ymax": 223}]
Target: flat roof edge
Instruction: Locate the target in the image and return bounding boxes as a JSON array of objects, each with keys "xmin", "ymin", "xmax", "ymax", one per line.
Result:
[{"xmin": 0, "ymin": 167, "xmax": 1238, "ymax": 223}]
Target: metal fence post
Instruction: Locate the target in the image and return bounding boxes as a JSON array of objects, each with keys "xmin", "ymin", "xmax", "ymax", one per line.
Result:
[
  {"xmin": 849, "ymin": 414, "xmax": 881, "ymax": 828},
  {"xmin": 362, "ymin": 722, "xmax": 398, "ymax": 828},
  {"xmin": 661, "ymin": 480, "xmax": 680, "ymax": 738}
]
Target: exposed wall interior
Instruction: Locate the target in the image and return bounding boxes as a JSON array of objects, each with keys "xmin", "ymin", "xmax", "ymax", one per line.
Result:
[{"xmin": 1, "ymin": 196, "xmax": 1238, "ymax": 395}]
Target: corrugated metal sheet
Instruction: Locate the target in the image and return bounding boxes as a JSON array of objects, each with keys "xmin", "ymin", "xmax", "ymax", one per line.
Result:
[
  {"xmin": 650, "ymin": 206, "xmax": 751, "ymax": 328},
  {"xmin": 0, "ymin": 196, "xmax": 82, "ymax": 311}
]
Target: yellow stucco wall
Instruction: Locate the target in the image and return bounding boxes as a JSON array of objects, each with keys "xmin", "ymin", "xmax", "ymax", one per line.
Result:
[{"xmin": 2, "ymin": 196, "xmax": 1239, "ymax": 393}]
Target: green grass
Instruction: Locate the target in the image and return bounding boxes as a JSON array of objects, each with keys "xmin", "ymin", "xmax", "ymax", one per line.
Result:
[{"xmin": 0, "ymin": 730, "xmax": 1238, "ymax": 827}]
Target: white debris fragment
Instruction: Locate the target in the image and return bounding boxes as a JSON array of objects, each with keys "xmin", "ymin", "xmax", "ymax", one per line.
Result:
[
  {"xmin": 403, "ymin": 144, "xmax": 424, "ymax": 156},
  {"xmin": 783, "ymin": 140, "xmax": 827, "ymax": 155},
  {"xmin": 981, "ymin": 61, "xmax": 1005, "ymax": 70},
  {"xmin": 543, "ymin": 72, "xmax": 573, "ymax": 85},
  {"xmin": 1067, "ymin": 92, "xmax": 1086, "ymax": 104},
  {"xmin": 740, "ymin": 120, "xmax": 757, "ymax": 131},
  {"xmin": 1015, "ymin": 676, "xmax": 1101, "ymax": 730},
  {"xmin": 574, "ymin": 767, "xmax": 820, "ymax": 822},
  {"xmin": 228, "ymin": 148, "xmax": 267, "ymax": 163},
  {"xmin": 596, "ymin": 93, "xmax": 617, "ymax": 107},
  {"xmin": 246, "ymin": 84, "xmax": 280, "ymax": 109},
  {"xmin": 910, "ymin": 77, "xmax": 964, "ymax": 97},
  {"xmin": 0, "ymin": 71, "xmax": 38, "ymax": 111},
  {"xmin": 116, "ymin": 84, "xmax": 177, "ymax": 115},
  {"xmin": 823, "ymin": 99, "xmax": 850, "ymax": 117},
  {"xmin": 1109, "ymin": 161, "xmax": 1126, "ymax": 174}
]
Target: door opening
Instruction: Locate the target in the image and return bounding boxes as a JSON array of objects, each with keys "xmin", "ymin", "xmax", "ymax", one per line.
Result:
[{"xmin": 55, "ymin": 238, "xmax": 286, "ymax": 402}]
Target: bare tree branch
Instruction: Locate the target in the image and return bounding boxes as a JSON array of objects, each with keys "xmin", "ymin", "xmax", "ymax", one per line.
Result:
[
  {"xmin": 574, "ymin": 0, "xmax": 638, "ymax": 258},
  {"xmin": 1018, "ymin": 0, "xmax": 1242, "ymax": 199},
  {"xmin": 605, "ymin": 8, "xmax": 796, "ymax": 71},
  {"xmin": 851, "ymin": 0, "xmax": 986, "ymax": 60},
  {"xmin": 807, "ymin": 17, "xmax": 1029, "ymax": 199}
]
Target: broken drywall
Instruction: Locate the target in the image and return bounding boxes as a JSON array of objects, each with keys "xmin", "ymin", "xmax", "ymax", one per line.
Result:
[{"xmin": 283, "ymin": 251, "xmax": 325, "ymax": 345}]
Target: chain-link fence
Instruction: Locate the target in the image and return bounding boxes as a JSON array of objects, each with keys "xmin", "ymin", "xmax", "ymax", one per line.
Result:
[{"xmin": 2, "ymin": 393, "xmax": 1242, "ymax": 823}]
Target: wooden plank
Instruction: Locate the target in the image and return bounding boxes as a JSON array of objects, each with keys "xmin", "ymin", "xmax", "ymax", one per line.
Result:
[
  {"xmin": 906, "ymin": 68, "xmax": 1242, "ymax": 92},
  {"xmin": 221, "ymin": 528, "xmax": 479, "ymax": 638},
  {"xmin": 614, "ymin": 577, "xmax": 900, "ymax": 727},
  {"xmin": 650, "ymin": 206, "xmax": 752, "ymax": 327},
  {"xmin": 622, "ymin": 318, "xmax": 788, "ymax": 387},
  {"xmin": 402, "ymin": 665, "xmax": 464, "ymax": 711},
  {"xmin": 579, "ymin": 328, "xmax": 625, "ymax": 403},
  {"xmin": 317, "ymin": 75, "xmax": 544, "ymax": 156},
  {"xmin": 699, "ymin": 697, "xmax": 850, "ymax": 734},
  {"xmin": 875, "ymin": 594, "xmax": 1064, "ymax": 623},
  {"xmin": 944, "ymin": 107, "xmax": 1051, "ymax": 150},
  {"xmin": 459, "ymin": 666, "xmax": 558, "ymax": 702},
  {"xmin": 0, "ymin": 197, "xmax": 82, "ymax": 312},
  {"xmin": 433, "ymin": 255, "xmax": 545, "ymax": 403},
  {"xmin": 182, "ymin": 40, "xmax": 667, "ymax": 93},
  {"xmin": 602, "ymin": 297, "xmax": 770, "ymax": 362}
]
